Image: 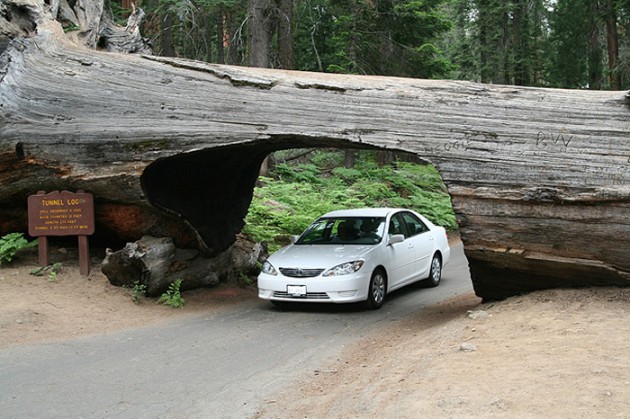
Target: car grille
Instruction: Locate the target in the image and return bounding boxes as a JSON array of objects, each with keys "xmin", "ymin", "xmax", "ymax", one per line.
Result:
[
  {"xmin": 279, "ymin": 268, "xmax": 324, "ymax": 278},
  {"xmin": 273, "ymin": 291, "xmax": 330, "ymax": 300}
]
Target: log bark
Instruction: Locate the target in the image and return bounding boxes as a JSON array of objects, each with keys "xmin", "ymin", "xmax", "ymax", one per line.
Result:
[
  {"xmin": 1, "ymin": 0, "xmax": 629, "ymax": 300},
  {"xmin": 101, "ymin": 235, "xmax": 263, "ymax": 296}
]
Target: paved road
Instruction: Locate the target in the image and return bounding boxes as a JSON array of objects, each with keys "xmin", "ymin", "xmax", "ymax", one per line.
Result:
[{"xmin": 0, "ymin": 244, "xmax": 473, "ymax": 419}]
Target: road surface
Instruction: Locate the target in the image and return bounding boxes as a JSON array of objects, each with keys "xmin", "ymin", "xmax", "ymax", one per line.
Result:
[{"xmin": 0, "ymin": 244, "xmax": 472, "ymax": 418}]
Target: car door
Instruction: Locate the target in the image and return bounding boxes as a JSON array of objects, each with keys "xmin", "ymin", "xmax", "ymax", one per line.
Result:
[
  {"xmin": 385, "ymin": 213, "xmax": 416, "ymax": 288},
  {"xmin": 400, "ymin": 211, "xmax": 433, "ymax": 281}
]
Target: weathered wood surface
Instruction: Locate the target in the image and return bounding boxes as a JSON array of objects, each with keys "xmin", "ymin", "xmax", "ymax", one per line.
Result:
[
  {"xmin": 1, "ymin": 0, "xmax": 629, "ymax": 300},
  {"xmin": 101, "ymin": 235, "xmax": 263, "ymax": 296}
]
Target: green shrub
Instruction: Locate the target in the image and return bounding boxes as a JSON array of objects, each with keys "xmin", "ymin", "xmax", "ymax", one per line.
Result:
[
  {"xmin": 47, "ymin": 262, "xmax": 63, "ymax": 281},
  {"xmin": 158, "ymin": 280, "xmax": 185, "ymax": 308},
  {"xmin": 132, "ymin": 281, "xmax": 147, "ymax": 303},
  {"xmin": 30, "ymin": 262, "xmax": 63, "ymax": 281},
  {"xmin": 0, "ymin": 233, "xmax": 37, "ymax": 265},
  {"xmin": 244, "ymin": 150, "xmax": 457, "ymax": 252}
]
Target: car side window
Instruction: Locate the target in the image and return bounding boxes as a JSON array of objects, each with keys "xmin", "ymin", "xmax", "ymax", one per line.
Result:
[
  {"xmin": 401, "ymin": 212, "xmax": 429, "ymax": 237},
  {"xmin": 388, "ymin": 214, "xmax": 408, "ymax": 238}
]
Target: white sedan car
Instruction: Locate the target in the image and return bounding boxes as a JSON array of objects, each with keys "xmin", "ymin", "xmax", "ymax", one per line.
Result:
[{"xmin": 257, "ymin": 208, "xmax": 450, "ymax": 309}]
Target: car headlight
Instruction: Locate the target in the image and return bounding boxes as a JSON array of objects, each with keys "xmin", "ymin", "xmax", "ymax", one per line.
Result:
[
  {"xmin": 322, "ymin": 260, "xmax": 364, "ymax": 277},
  {"xmin": 261, "ymin": 260, "xmax": 278, "ymax": 276}
]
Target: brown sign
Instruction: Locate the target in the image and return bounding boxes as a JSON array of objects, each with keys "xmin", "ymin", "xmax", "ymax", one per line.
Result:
[{"xmin": 28, "ymin": 190, "xmax": 95, "ymax": 237}]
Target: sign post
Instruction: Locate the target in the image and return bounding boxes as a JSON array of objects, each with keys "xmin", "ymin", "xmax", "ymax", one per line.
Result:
[{"xmin": 27, "ymin": 190, "xmax": 95, "ymax": 276}]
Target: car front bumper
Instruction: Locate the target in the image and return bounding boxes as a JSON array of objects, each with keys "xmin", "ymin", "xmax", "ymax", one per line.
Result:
[{"xmin": 257, "ymin": 272, "xmax": 371, "ymax": 304}]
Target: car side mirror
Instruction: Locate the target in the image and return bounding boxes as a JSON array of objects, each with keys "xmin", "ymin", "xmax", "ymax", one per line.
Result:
[
  {"xmin": 290, "ymin": 235, "xmax": 300, "ymax": 244},
  {"xmin": 388, "ymin": 234, "xmax": 405, "ymax": 245}
]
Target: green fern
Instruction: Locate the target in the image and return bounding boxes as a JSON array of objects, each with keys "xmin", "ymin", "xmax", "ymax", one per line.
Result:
[
  {"xmin": 244, "ymin": 150, "xmax": 457, "ymax": 253},
  {"xmin": 30, "ymin": 262, "xmax": 63, "ymax": 281},
  {"xmin": 158, "ymin": 280, "xmax": 185, "ymax": 308},
  {"xmin": 0, "ymin": 233, "xmax": 37, "ymax": 265}
]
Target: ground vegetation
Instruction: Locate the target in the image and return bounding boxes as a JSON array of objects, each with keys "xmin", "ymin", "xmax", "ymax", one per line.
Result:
[{"xmin": 244, "ymin": 149, "xmax": 457, "ymax": 253}]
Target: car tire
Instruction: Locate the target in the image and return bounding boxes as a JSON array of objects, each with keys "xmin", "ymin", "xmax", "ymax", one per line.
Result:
[
  {"xmin": 365, "ymin": 269, "xmax": 387, "ymax": 310},
  {"xmin": 422, "ymin": 254, "xmax": 442, "ymax": 288}
]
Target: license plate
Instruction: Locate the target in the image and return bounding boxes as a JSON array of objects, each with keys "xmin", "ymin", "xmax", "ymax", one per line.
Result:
[{"xmin": 287, "ymin": 285, "xmax": 307, "ymax": 296}]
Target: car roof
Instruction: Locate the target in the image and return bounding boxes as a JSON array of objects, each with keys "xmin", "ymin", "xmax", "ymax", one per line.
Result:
[{"xmin": 319, "ymin": 208, "xmax": 404, "ymax": 218}]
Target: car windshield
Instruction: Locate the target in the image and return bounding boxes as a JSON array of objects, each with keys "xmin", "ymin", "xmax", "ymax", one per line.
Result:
[{"xmin": 295, "ymin": 216, "xmax": 386, "ymax": 245}]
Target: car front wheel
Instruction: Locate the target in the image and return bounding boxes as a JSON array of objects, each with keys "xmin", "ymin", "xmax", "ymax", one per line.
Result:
[{"xmin": 365, "ymin": 269, "xmax": 386, "ymax": 310}]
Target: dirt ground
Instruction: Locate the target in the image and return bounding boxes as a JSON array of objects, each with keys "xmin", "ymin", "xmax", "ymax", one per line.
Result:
[{"xmin": 2, "ymin": 245, "xmax": 630, "ymax": 418}]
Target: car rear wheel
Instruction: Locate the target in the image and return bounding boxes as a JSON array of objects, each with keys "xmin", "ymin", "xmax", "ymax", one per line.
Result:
[
  {"xmin": 423, "ymin": 254, "xmax": 442, "ymax": 288},
  {"xmin": 365, "ymin": 269, "xmax": 386, "ymax": 310}
]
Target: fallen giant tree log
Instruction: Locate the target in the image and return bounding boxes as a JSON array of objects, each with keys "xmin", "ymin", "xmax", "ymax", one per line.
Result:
[{"xmin": 1, "ymin": 0, "xmax": 629, "ymax": 300}]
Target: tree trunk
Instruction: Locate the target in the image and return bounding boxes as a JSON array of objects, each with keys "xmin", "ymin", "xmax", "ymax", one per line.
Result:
[
  {"xmin": 276, "ymin": 0, "xmax": 292, "ymax": 69},
  {"xmin": 500, "ymin": 4, "xmax": 510, "ymax": 84},
  {"xmin": 216, "ymin": 6, "xmax": 225, "ymax": 64},
  {"xmin": 1, "ymin": 0, "xmax": 629, "ymax": 301},
  {"xmin": 278, "ymin": 0, "xmax": 293, "ymax": 70},
  {"xmin": 344, "ymin": 150, "xmax": 355, "ymax": 169},
  {"xmin": 604, "ymin": 0, "xmax": 620, "ymax": 90},
  {"xmin": 588, "ymin": 1, "xmax": 603, "ymax": 89},
  {"xmin": 161, "ymin": 10, "xmax": 175, "ymax": 57},
  {"xmin": 376, "ymin": 151, "xmax": 395, "ymax": 167},
  {"xmin": 226, "ymin": 10, "xmax": 242, "ymax": 65},
  {"xmin": 247, "ymin": 0, "xmax": 273, "ymax": 67}
]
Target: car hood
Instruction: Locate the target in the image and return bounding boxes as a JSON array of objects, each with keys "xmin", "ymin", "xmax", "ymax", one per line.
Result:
[{"xmin": 268, "ymin": 244, "xmax": 376, "ymax": 269}]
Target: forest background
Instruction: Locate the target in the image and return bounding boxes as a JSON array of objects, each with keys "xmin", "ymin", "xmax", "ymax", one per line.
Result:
[{"xmin": 107, "ymin": 0, "xmax": 630, "ymax": 90}]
